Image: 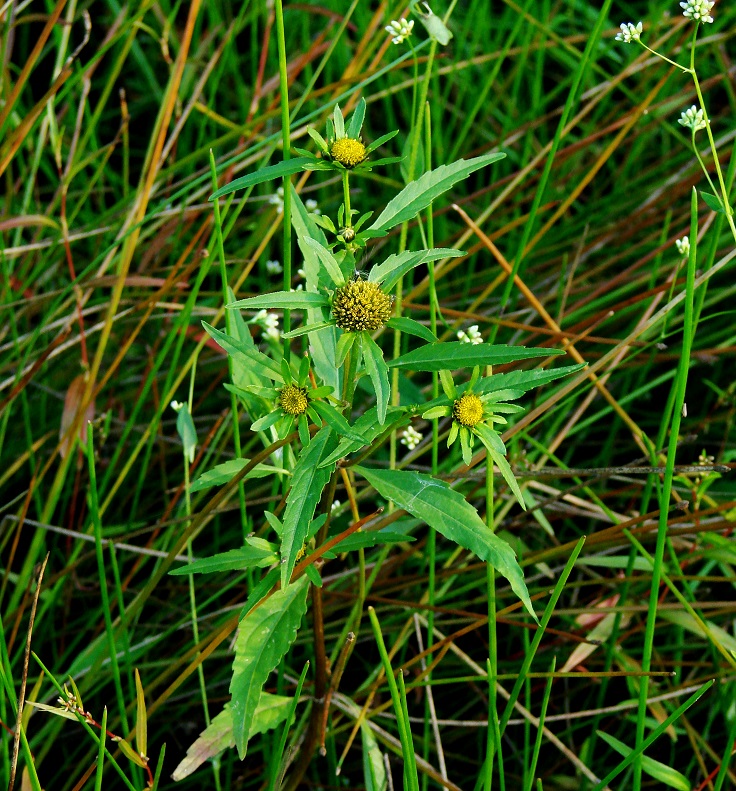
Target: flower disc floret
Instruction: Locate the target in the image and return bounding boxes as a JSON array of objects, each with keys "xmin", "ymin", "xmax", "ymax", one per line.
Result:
[
  {"xmin": 278, "ymin": 384, "xmax": 309, "ymax": 416},
  {"xmin": 331, "ymin": 277, "xmax": 393, "ymax": 332},
  {"xmin": 330, "ymin": 138, "xmax": 367, "ymax": 169},
  {"xmin": 453, "ymin": 394, "xmax": 484, "ymax": 428}
]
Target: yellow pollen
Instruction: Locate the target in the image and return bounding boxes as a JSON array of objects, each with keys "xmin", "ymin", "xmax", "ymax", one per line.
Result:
[
  {"xmin": 331, "ymin": 278, "xmax": 393, "ymax": 332},
  {"xmin": 453, "ymin": 394, "xmax": 484, "ymax": 428},
  {"xmin": 330, "ymin": 138, "xmax": 367, "ymax": 168},
  {"xmin": 278, "ymin": 385, "xmax": 309, "ymax": 416}
]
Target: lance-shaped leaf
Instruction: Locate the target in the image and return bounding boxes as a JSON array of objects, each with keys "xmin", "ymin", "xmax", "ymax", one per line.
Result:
[
  {"xmin": 310, "ymin": 400, "xmax": 367, "ymax": 444},
  {"xmin": 355, "ymin": 466, "xmax": 536, "ymax": 620},
  {"xmin": 368, "ymin": 248, "xmax": 463, "ymax": 291},
  {"xmin": 169, "ymin": 540, "xmax": 279, "ymax": 576},
  {"xmin": 203, "ymin": 321, "xmax": 283, "ymax": 382},
  {"xmin": 230, "ymin": 576, "xmax": 309, "ymax": 758},
  {"xmin": 292, "ymin": 186, "xmax": 340, "ymax": 394},
  {"xmin": 210, "ymin": 158, "xmax": 313, "ymax": 200},
  {"xmin": 303, "ymin": 237, "xmax": 346, "ymax": 286},
  {"xmin": 171, "ymin": 696, "xmax": 292, "ymax": 781},
  {"xmin": 596, "ymin": 731, "xmax": 690, "ymax": 791},
  {"xmin": 475, "ymin": 363, "xmax": 586, "ymax": 396},
  {"xmin": 385, "ymin": 317, "xmax": 436, "ymax": 344},
  {"xmin": 318, "ymin": 406, "xmax": 408, "ymax": 468},
  {"xmin": 362, "ymin": 333, "xmax": 390, "ymax": 425},
  {"xmin": 365, "ymin": 153, "xmax": 506, "ymax": 234},
  {"xmin": 281, "ymin": 427, "xmax": 336, "ymax": 587},
  {"xmin": 228, "ymin": 291, "xmax": 329, "ymax": 311},
  {"xmin": 389, "ymin": 342, "xmax": 563, "ymax": 371},
  {"xmin": 189, "ymin": 458, "xmax": 287, "ymax": 492}
]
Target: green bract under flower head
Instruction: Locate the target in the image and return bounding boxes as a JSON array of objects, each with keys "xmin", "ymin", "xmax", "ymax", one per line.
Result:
[
  {"xmin": 332, "ymin": 276, "xmax": 394, "ymax": 332},
  {"xmin": 278, "ymin": 384, "xmax": 309, "ymax": 416},
  {"xmin": 330, "ymin": 138, "xmax": 367, "ymax": 169}
]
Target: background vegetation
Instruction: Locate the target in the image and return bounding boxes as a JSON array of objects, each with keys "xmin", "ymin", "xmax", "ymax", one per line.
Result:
[{"xmin": 1, "ymin": 0, "xmax": 735, "ymax": 789}]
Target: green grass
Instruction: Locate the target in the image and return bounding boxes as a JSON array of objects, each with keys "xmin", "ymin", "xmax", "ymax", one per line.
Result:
[{"xmin": 2, "ymin": 1, "xmax": 736, "ymax": 789}]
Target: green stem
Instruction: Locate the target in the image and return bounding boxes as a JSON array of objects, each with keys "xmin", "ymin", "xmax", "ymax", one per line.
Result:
[
  {"xmin": 274, "ymin": 0, "xmax": 293, "ymax": 358},
  {"xmin": 342, "ymin": 169, "xmax": 352, "ymax": 229},
  {"xmin": 633, "ymin": 188, "xmax": 698, "ymax": 788},
  {"xmin": 209, "ymin": 150, "xmax": 247, "ymax": 532}
]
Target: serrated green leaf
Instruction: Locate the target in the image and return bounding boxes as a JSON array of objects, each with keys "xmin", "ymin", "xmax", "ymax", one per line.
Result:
[
  {"xmin": 389, "ymin": 342, "xmax": 562, "ymax": 371},
  {"xmin": 332, "ymin": 531, "xmax": 414, "ymax": 552},
  {"xmin": 362, "ymin": 334, "xmax": 390, "ymax": 425},
  {"xmin": 369, "ymin": 248, "xmax": 463, "ymax": 291},
  {"xmin": 210, "ymin": 158, "xmax": 314, "ymax": 200},
  {"xmin": 203, "ymin": 321, "xmax": 283, "ymax": 382},
  {"xmin": 355, "ymin": 466, "xmax": 535, "ymax": 620},
  {"xmin": 596, "ymin": 731, "xmax": 690, "ymax": 790},
  {"xmin": 228, "ymin": 291, "xmax": 329, "ymax": 311},
  {"xmin": 281, "ymin": 427, "xmax": 336, "ymax": 587},
  {"xmin": 310, "ymin": 400, "xmax": 367, "ymax": 444},
  {"xmin": 385, "ymin": 317, "xmax": 436, "ymax": 343},
  {"xmin": 169, "ymin": 543, "xmax": 279, "ymax": 576},
  {"xmin": 475, "ymin": 363, "xmax": 585, "ymax": 394},
  {"xmin": 367, "ymin": 153, "xmax": 506, "ymax": 234},
  {"xmin": 230, "ymin": 576, "xmax": 309, "ymax": 758},
  {"xmin": 700, "ymin": 191, "xmax": 726, "ymax": 214},
  {"xmin": 318, "ymin": 406, "xmax": 407, "ymax": 468},
  {"xmin": 189, "ymin": 458, "xmax": 287, "ymax": 493}
]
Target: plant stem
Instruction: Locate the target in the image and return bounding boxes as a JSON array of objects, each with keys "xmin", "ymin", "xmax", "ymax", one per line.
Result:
[{"xmin": 274, "ymin": 0, "xmax": 293, "ymax": 358}]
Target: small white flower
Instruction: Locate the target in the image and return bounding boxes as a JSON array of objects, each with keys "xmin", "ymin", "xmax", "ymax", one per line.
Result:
[
  {"xmin": 385, "ymin": 17, "xmax": 414, "ymax": 45},
  {"xmin": 676, "ymin": 236, "xmax": 690, "ymax": 257},
  {"xmin": 170, "ymin": 400, "xmax": 185, "ymax": 412},
  {"xmin": 305, "ymin": 198, "xmax": 321, "ymax": 215},
  {"xmin": 252, "ymin": 310, "xmax": 280, "ymax": 340},
  {"xmin": 457, "ymin": 324, "xmax": 483, "ymax": 345},
  {"xmin": 297, "ymin": 268, "xmax": 306, "ymax": 279},
  {"xmin": 331, "ymin": 499, "xmax": 341, "ymax": 512},
  {"xmin": 266, "ymin": 259, "xmax": 283, "ymax": 275},
  {"xmin": 678, "ymin": 105, "xmax": 707, "ymax": 132},
  {"xmin": 680, "ymin": 0, "xmax": 715, "ymax": 23},
  {"xmin": 614, "ymin": 21, "xmax": 643, "ymax": 43},
  {"xmin": 400, "ymin": 425, "xmax": 423, "ymax": 451},
  {"xmin": 268, "ymin": 185, "xmax": 285, "ymax": 214}
]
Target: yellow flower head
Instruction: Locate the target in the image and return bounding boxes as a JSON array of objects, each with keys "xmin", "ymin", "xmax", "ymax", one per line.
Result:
[
  {"xmin": 331, "ymin": 277, "xmax": 394, "ymax": 332},
  {"xmin": 330, "ymin": 138, "xmax": 367, "ymax": 169},
  {"xmin": 452, "ymin": 394, "xmax": 484, "ymax": 428},
  {"xmin": 278, "ymin": 384, "xmax": 309, "ymax": 416}
]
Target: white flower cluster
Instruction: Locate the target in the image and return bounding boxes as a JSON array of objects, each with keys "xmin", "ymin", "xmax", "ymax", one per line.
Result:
[
  {"xmin": 680, "ymin": 0, "xmax": 715, "ymax": 23},
  {"xmin": 253, "ymin": 309, "xmax": 280, "ymax": 341},
  {"xmin": 331, "ymin": 499, "xmax": 341, "ymax": 512},
  {"xmin": 266, "ymin": 259, "xmax": 283, "ymax": 275},
  {"xmin": 400, "ymin": 425, "xmax": 423, "ymax": 451},
  {"xmin": 675, "ymin": 236, "xmax": 690, "ymax": 257},
  {"xmin": 457, "ymin": 324, "xmax": 483, "ymax": 345},
  {"xmin": 385, "ymin": 18, "xmax": 414, "ymax": 45},
  {"xmin": 268, "ymin": 186, "xmax": 320, "ymax": 215},
  {"xmin": 678, "ymin": 105, "xmax": 707, "ymax": 132},
  {"xmin": 615, "ymin": 21, "xmax": 643, "ymax": 43}
]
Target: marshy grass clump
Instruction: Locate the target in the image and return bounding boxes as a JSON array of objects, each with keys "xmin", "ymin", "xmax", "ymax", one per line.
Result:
[{"xmin": 3, "ymin": 2, "xmax": 736, "ymax": 790}]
